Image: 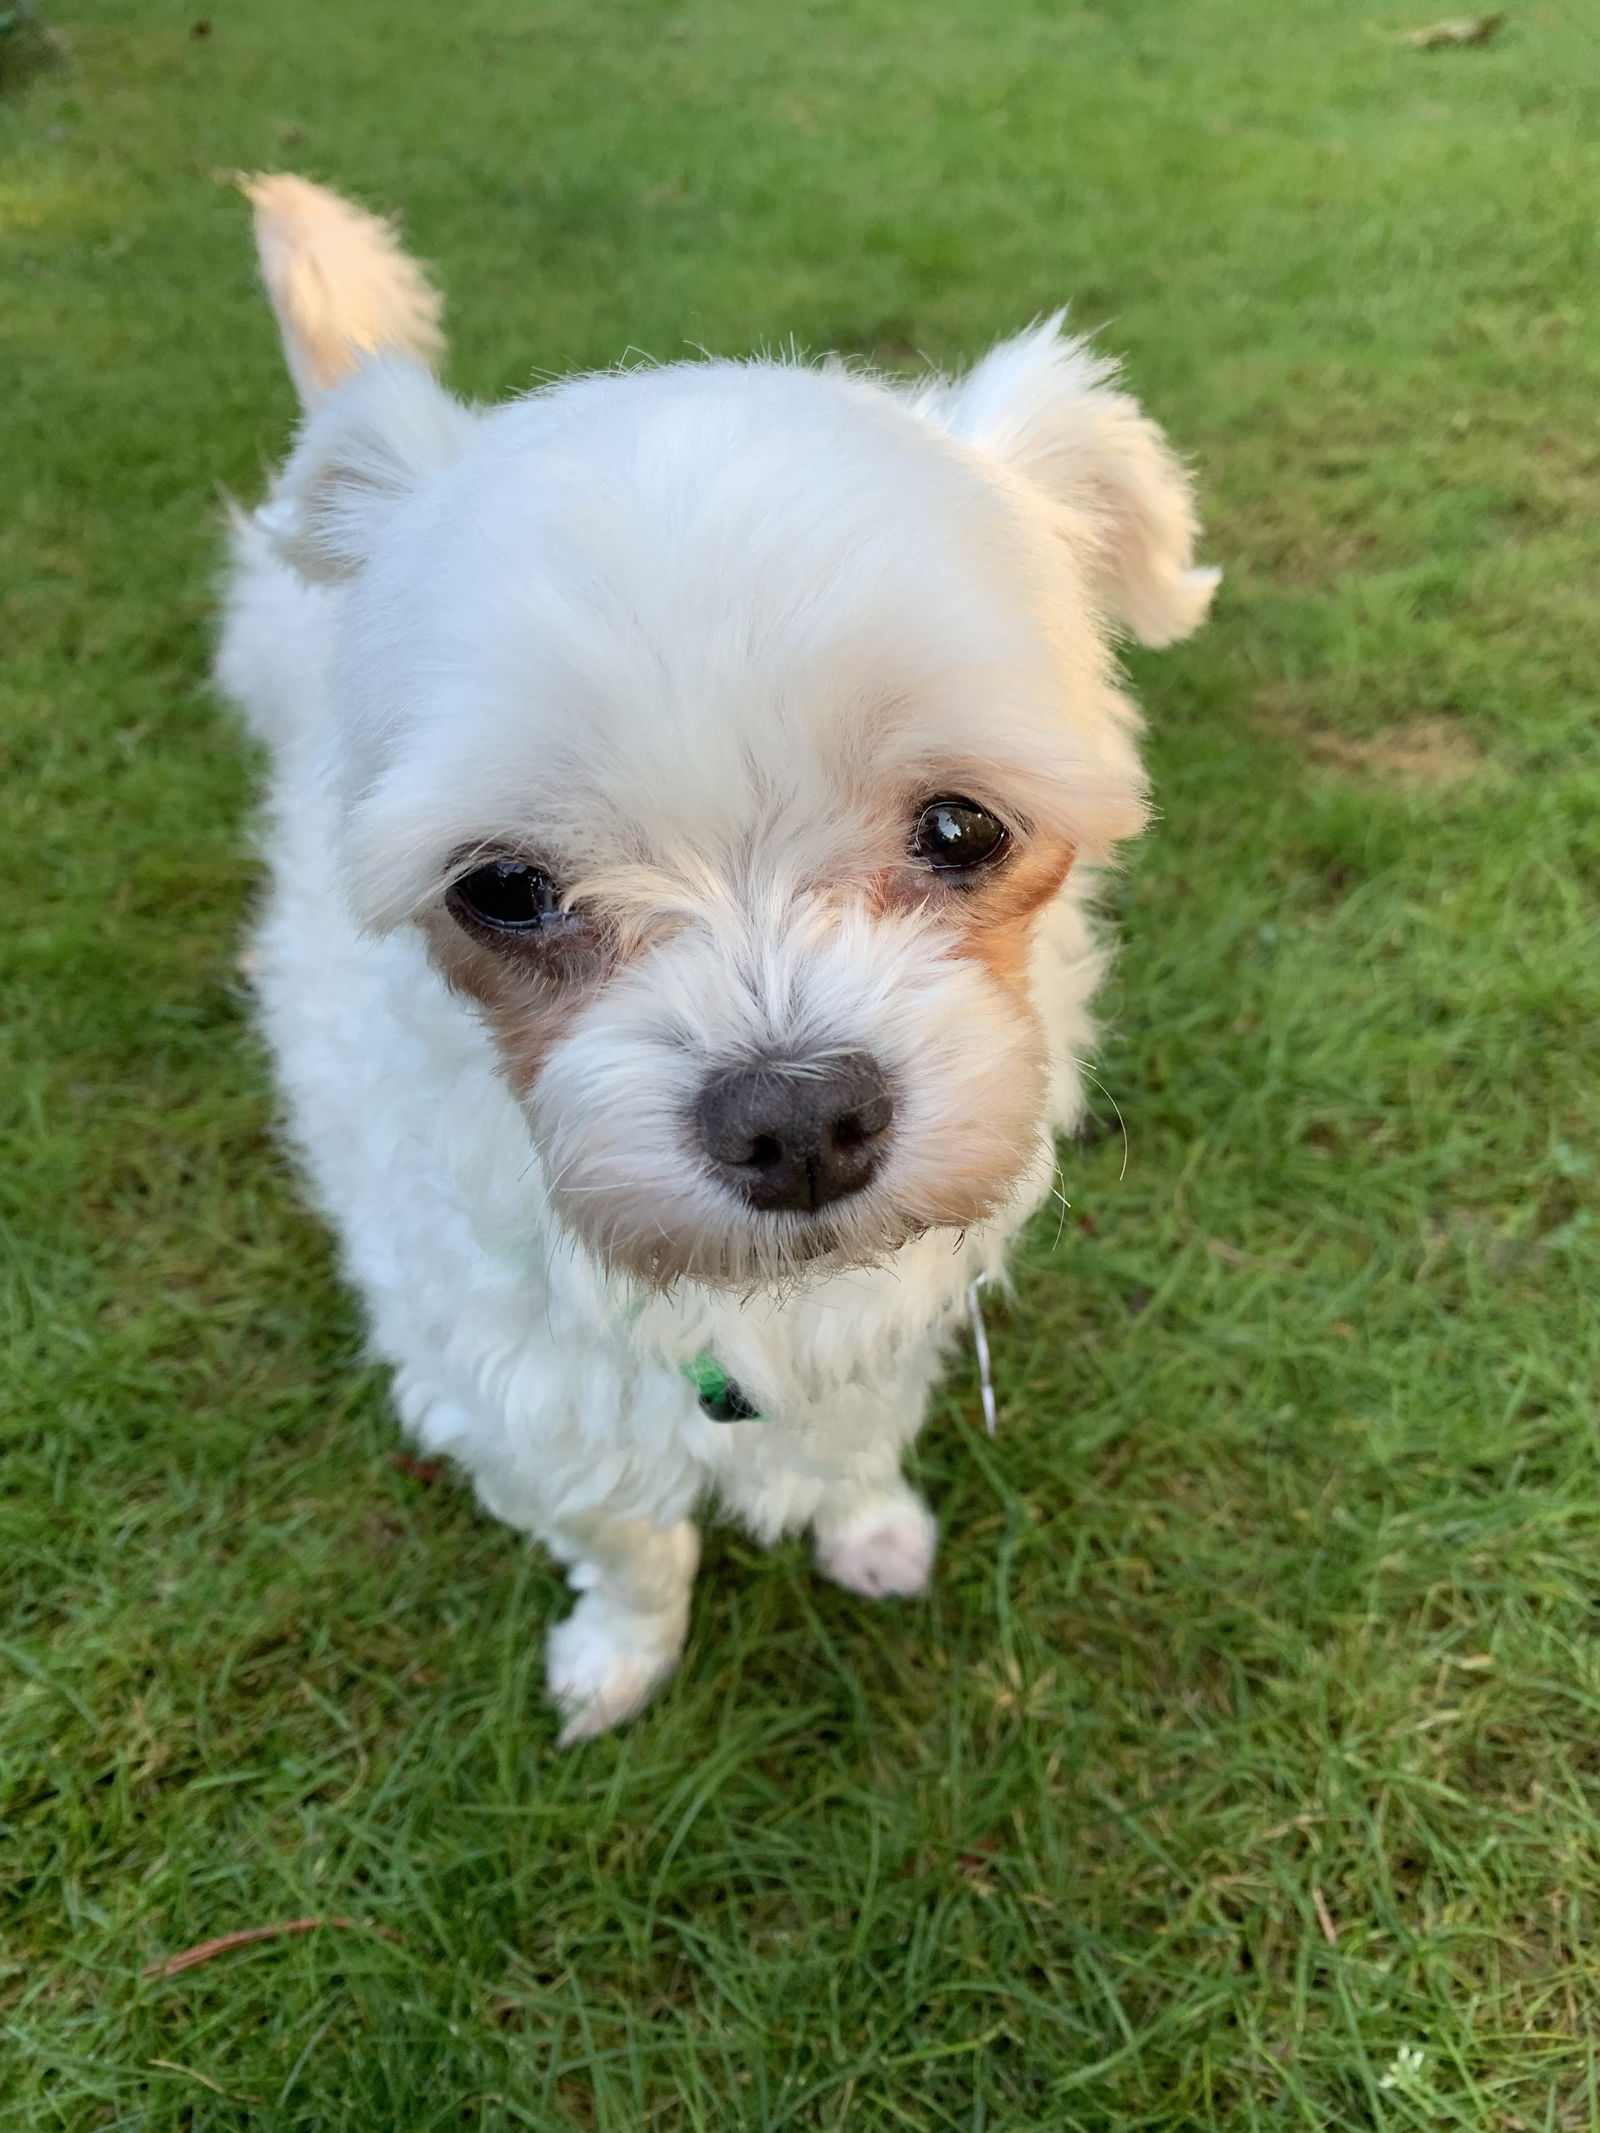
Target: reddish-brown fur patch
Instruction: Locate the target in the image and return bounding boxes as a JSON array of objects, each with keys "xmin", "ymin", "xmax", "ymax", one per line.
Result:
[
  {"xmin": 418, "ymin": 907, "xmax": 614, "ymax": 1095},
  {"xmin": 954, "ymin": 838, "xmax": 1075, "ymax": 986},
  {"xmin": 902, "ymin": 1074, "xmax": 1045, "ymax": 1227},
  {"xmin": 870, "ymin": 836, "xmax": 1075, "ymax": 991}
]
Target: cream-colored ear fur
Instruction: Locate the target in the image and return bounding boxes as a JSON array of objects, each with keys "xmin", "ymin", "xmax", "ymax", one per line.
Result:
[
  {"xmin": 929, "ymin": 314, "xmax": 1219, "ymax": 648},
  {"xmin": 241, "ymin": 174, "xmax": 475, "ymax": 583},
  {"xmin": 240, "ymin": 172, "xmax": 446, "ymax": 406}
]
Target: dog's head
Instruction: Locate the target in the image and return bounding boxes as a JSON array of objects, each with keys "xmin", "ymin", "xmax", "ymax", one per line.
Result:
[{"xmin": 264, "ymin": 325, "xmax": 1215, "ymax": 1287}]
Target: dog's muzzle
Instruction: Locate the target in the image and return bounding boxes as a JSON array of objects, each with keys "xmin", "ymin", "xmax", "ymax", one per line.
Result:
[{"xmin": 695, "ymin": 1050, "xmax": 893, "ymax": 1214}]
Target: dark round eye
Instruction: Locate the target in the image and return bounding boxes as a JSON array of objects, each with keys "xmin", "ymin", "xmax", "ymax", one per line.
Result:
[
  {"xmin": 446, "ymin": 859, "xmax": 563, "ymax": 934},
  {"xmin": 909, "ymin": 797, "xmax": 1010, "ymax": 873}
]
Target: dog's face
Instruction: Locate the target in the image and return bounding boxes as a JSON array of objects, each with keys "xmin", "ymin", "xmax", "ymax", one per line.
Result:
[{"xmin": 267, "ymin": 333, "xmax": 1214, "ymax": 1286}]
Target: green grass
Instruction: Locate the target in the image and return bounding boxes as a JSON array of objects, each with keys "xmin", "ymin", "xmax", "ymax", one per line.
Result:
[{"xmin": 4, "ymin": 0, "xmax": 1599, "ymax": 2124}]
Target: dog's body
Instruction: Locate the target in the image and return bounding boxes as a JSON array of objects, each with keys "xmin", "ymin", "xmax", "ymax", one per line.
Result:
[{"xmin": 218, "ymin": 178, "xmax": 1215, "ymax": 1739}]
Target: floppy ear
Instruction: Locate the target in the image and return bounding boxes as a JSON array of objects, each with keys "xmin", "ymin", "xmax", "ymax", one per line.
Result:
[
  {"xmin": 258, "ymin": 355, "xmax": 478, "ymax": 585},
  {"xmin": 930, "ymin": 314, "xmax": 1219, "ymax": 648}
]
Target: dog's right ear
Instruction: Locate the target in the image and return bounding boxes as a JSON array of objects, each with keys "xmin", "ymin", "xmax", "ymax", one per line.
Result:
[
  {"xmin": 918, "ymin": 314, "xmax": 1218, "ymax": 649},
  {"xmin": 260, "ymin": 357, "xmax": 477, "ymax": 584}
]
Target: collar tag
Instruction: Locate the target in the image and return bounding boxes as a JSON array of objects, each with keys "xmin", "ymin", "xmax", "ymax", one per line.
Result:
[
  {"xmin": 682, "ymin": 1350, "xmax": 763, "ymax": 1424},
  {"xmin": 966, "ymin": 1274, "xmax": 997, "ymax": 1436}
]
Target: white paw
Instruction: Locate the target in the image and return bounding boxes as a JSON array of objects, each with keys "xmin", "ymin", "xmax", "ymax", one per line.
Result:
[
  {"xmin": 815, "ymin": 1494, "xmax": 937, "ymax": 1600},
  {"xmin": 545, "ymin": 1595, "xmax": 685, "ymax": 1745}
]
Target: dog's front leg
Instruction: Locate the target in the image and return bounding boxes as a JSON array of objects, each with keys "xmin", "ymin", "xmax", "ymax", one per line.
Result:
[
  {"xmin": 811, "ymin": 1472, "xmax": 938, "ymax": 1600},
  {"xmin": 798, "ymin": 1368, "xmax": 943, "ymax": 1599},
  {"xmin": 541, "ymin": 1513, "xmax": 700, "ymax": 1744},
  {"xmin": 719, "ymin": 1395, "xmax": 939, "ymax": 1602}
]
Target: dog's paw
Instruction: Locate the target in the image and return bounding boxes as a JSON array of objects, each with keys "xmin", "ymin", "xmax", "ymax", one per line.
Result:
[
  {"xmin": 814, "ymin": 1492, "xmax": 937, "ymax": 1600},
  {"xmin": 546, "ymin": 1595, "xmax": 685, "ymax": 1745}
]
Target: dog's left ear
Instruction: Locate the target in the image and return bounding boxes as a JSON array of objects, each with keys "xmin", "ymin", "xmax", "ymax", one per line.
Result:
[
  {"xmin": 924, "ymin": 314, "xmax": 1219, "ymax": 648},
  {"xmin": 260, "ymin": 356, "xmax": 478, "ymax": 585}
]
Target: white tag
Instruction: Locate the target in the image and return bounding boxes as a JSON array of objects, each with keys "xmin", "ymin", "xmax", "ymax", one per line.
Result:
[{"xmin": 966, "ymin": 1273, "xmax": 997, "ymax": 1436}]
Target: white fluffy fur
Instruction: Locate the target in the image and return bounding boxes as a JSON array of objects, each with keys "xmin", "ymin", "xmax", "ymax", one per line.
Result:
[{"xmin": 217, "ymin": 178, "xmax": 1216, "ymax": 1741}]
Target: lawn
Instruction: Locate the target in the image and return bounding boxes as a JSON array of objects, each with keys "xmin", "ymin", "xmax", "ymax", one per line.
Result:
[{"xmin": 4, "ymin": 0, "xmax": 1600, "ymax": 2125}]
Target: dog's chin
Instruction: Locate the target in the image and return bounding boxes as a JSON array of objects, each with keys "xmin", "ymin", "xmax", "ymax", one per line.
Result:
[{"xmin": 571, "ymin": 1202, "xmax": 934, "ymax": 1296}]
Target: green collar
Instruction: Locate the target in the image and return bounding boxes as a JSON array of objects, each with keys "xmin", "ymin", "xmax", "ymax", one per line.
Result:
[{"xmin": 681, "ymin": 1350, "xmax": 762, "ymax": 1423}]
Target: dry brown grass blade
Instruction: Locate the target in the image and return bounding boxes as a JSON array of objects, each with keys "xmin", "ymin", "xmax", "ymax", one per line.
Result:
[
  {"xmin": 1400, "ymin": 13, "xmax": 1506, "ymax": 47},
  {"xmin": 143, "ymin": 1915, "xmax": 399, "ymax": 1979},
  {"xmin": 391, "ymin": 1450, "xmax": 443, "ymax": 1485}
]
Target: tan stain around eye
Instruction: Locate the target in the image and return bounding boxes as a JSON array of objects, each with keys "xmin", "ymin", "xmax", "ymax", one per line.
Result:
[
  {"xmin": 955, "ymin": 837, "xmax": 1076, "ymax": 987},
  {"xmin": 867, "ymin": 836, "xmax": 1076, "ymax": 991},
  {"xmin": 417, "ymin": 908, "xmax": 614, "ymax": 1095}
]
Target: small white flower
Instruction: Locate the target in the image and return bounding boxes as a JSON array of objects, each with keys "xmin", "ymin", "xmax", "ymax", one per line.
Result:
[{"xmin": 1378, "ymin": 2045, "xmax": 1427, "ymax": 2093}]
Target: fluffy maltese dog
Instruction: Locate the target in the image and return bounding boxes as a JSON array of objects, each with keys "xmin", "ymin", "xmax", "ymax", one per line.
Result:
[{"xmin": 218, "ymin": 176, "xmax": 1217, "ymax": 1741}]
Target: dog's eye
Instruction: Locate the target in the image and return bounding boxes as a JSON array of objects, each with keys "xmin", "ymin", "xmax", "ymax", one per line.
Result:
[
  {"xmin": 447, "ymin": 859, "xmax": 564, "ymax": 934},
  {"xmin": 910, "ymin": 797, "xmax": 1010, "ymax": 873}
]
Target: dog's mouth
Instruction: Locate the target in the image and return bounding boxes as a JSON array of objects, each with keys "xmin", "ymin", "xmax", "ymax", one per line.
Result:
[
  {"xmin": 609, "ymin": 1207, "xmax": 928, "ymax": 1294},
  {"xmin": 548, "ymin": 1046, "xmax": 909, "ymax": 1290},
  {"xmin": 777, "ymin": 1218, "xmax": 865, "ymax": 1265},
  {"xmin": 531, "ymin": 1022, "xmax": 1043, "ymax": 1293}
]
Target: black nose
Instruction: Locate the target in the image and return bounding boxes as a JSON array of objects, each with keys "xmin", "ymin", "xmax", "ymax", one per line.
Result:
[{"xmin": 696, "ymin": 1051, "xmax": 894, "ymax": 1214}]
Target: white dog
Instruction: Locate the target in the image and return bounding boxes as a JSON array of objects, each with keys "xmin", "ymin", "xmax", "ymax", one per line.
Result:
[{"xmin": 217, "ymin": 177, "xmax": 1216, "ymax": 1741}]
